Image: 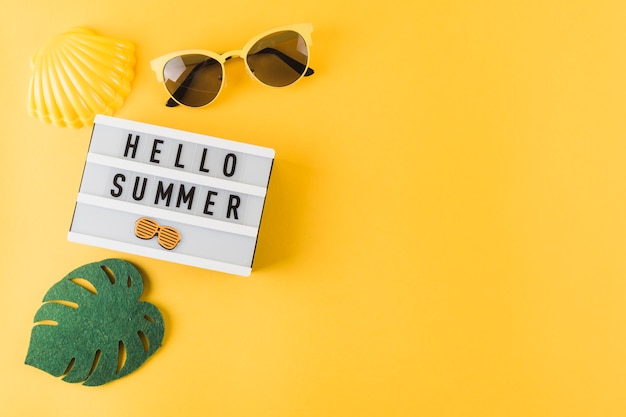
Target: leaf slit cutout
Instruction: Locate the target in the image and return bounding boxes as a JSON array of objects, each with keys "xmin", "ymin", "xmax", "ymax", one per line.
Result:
[
  {"xmin": 144, "ymin": 314, "xmax": 154, "ymax": 323},
  {"xmin": 69, "ymin": 278, "xmax": 97, "ymax": 294},
  {"xmin": 137, "ymin": 331, "xmax": 149, "ymax": 352},
  {"xmin": 62, "ymin": 358, "xmax": 76, "ymax": 377},
  {"xmin": 87, "ymin": 350, "xmax": 102, "ymax": 379},
  {"xmin": 34, "ymin": 319, "xmax": 58, "ymax": 327},
  {"xmin": 47, "ymin": 299, "xmax": 79, "ymax": 309},
  {"xmin": 116, "ymin": 340, "xmax": 127, "ymax": 374},
  {"xmin": 126, "ymin": 275, "xmax": 132, "ymax": 288},
  {"xmin": 101, "ymin": 265, "xmax": 116, "ymax": 284}
]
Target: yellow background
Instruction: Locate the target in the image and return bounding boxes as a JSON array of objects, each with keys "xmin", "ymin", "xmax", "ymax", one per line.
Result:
[{"xmin": 2, "ymin": 0, "xmax": 626, "ymax": 416}]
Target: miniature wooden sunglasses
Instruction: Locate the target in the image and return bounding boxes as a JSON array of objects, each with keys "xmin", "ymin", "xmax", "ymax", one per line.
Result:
[
  {"xmin": 135, "ymin": 218, "xmax": 181, "ymax": 250},
  {"xmin": 150, "ymin": 23, "xmax": 314, "ymax": 107}
]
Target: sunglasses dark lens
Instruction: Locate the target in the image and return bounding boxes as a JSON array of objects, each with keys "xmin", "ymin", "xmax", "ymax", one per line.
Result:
[
  {"xmin": 246, "ymin": 30, "xmax": 309, "ymax": 87},
  {"xmin": 163, "ymin": 54, "xmax": 223, "ymax": 107}
]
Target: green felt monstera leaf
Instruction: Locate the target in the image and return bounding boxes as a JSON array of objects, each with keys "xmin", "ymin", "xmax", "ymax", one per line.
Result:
[{"xmin": 25, "ymin": 259, "xmax": 164, "ymax": 386}]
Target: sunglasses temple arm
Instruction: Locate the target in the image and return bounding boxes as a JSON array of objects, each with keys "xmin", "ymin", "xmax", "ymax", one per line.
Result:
[{"xmin": 257, "ymin": 48, "xmax": 314, "ymax": 76}]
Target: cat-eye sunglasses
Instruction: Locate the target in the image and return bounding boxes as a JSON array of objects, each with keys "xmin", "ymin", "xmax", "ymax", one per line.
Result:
[{"xmin": 150, "ymin": 23, "xmax": 314, "ymax": 107}]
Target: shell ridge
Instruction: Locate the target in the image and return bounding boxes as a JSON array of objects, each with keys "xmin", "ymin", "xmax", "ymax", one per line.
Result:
[
  {"xmin": 73, "ymin": 34, "xmax": 135, "ymax": 63},
  {"xmin": 63, "ymin": 45, "xmax": 129, "ymax": 113},
  {"xmin": 44, "ymin": 67, "xmax": 64, "ymax": 125},
  {"xmin": 51, "ymin": 45, "xmax": 96, "ymax": 127},
  {"xmin": 27, "ymin": 63, "xmax": 45, "ymax": 118},
  {"xmin": 67, "ymin": 32, "xmax": 135, "ymax": 76},
  {"xmin": 40, "ymin": 54, "xmax": 61, "ymax": 125},
  {"xmin": 70, "ymin": 39, "xmax": 128, "ymax": 69},
  {"xmin": 60, "ymin": 45, "xmax": 122, "ymax": 114},
  {"xmin": 29, "ymin": 54, "xmax": 47, "ymax": 119},
  {"xmin": 48, "ymin": 51, "xmax": 77, "ymax": 126},
  {"xmin": 51, "ymin": 50, "xmax": 81, "ymax": 127},
  {"xmin": 51, "ymin": 49, "xmax": 92, "ymax": 127}
]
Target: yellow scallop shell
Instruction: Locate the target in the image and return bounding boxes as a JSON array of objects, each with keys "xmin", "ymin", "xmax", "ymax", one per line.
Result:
[{"xmin": 27, "ymin": 27, "xmax": 135, "ymax": 128}]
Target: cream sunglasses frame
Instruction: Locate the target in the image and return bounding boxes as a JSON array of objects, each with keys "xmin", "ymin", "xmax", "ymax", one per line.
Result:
[{"xmin": 150, "ymin": 23, "xmax": 314, "ymax": 107}]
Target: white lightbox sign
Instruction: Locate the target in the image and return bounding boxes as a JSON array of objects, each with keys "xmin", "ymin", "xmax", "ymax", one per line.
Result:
[{"xmin": 68, "ymin": 115, "xmax": 275, "ymax": 276}]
